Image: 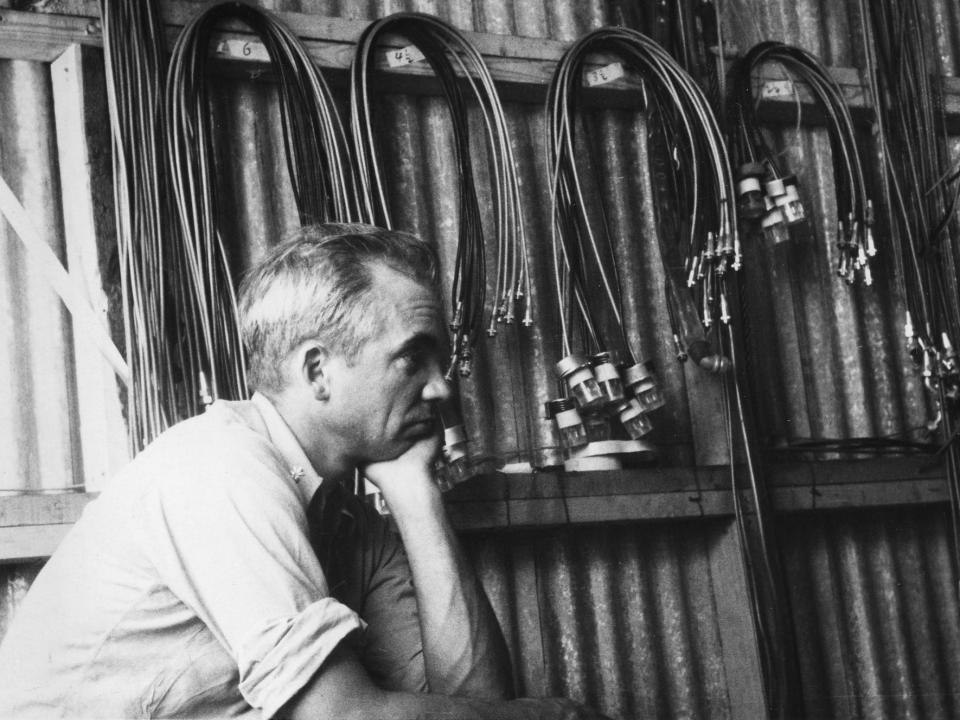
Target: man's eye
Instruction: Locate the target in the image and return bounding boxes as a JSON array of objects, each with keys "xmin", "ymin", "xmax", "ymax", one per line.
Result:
[{"xmin": 398, "ymin": 350, "xmax": 426, "ymax": 373}]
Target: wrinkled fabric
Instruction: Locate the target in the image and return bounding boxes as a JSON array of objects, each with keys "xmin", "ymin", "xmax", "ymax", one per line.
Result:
[{"xmin": 0, "ymin": 394, "xmax": 425, "ymax": 718}]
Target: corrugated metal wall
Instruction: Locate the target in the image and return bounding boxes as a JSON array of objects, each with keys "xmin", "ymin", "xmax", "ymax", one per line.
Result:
[
  {"xmin": 463, "ymin": 520, "xmax": 739, "ymax": 720},
  {"xmin": 2, "ymin": 0, "xmax": 960, "ymax": 718},
  {"xmin": 0, "ymin": 59, "xmax": 80, "ymax": 495},
  {"xmin": 782, "ymin": 506, "xmax": 960, "ymax": 719}
]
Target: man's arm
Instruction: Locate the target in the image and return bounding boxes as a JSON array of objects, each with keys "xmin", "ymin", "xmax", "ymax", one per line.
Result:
[
  {"xmin": 362, "ymin": 437, "xmax": 513, "ymax": 699},
  {"xmin": 280, "ymin": 642, "xmax": 611, "ymax": 720}
]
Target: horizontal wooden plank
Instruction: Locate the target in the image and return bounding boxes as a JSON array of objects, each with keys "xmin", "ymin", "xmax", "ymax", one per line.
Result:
[
  {"xmin": 0, "ymin": 492, "xmax": 94, "ymax": 528},
  {"xmin": 4, "ymin": 3, "xmax": 959, "ymax": 117},
  {"xmin": 0, "ymin": 456, "xmax": 950, "ymax": 551},
  {"xmin": 0, "ymin": 523, "xmax": 73, "ymax": 564},
  {"xmin": 445, "ymin": 456, "xmax": 951, "ymax": 529},
  {"xmin": 0, "ymin": 5, "xmax": 642, "ymax": 105}
]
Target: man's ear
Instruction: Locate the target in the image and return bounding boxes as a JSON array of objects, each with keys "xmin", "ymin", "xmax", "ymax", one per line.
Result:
[{"xmin": 301, "ymin": 343, "xmax": 331, "ymax": 401}]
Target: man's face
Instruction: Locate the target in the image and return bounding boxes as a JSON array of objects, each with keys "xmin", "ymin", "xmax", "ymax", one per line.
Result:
[{"xmin": 324, "ymin": 264, "xmax": 450, "ymax": 464}]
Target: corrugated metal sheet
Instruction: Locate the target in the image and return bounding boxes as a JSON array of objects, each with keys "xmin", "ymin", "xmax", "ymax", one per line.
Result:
[
  {"xmin": 2, "ymin": 1, "xmax": 960, "ymax": 718},
  {"xmin": 781, "ymin": 506, "xmax": 960, "ymax": 719},
  {"xmin": 463, "ymin": 519, "xmax": 738, "ymax": 720},
  {"xmin": 0, "ymin": 58, "xmax": 81, "ymax": 495}
]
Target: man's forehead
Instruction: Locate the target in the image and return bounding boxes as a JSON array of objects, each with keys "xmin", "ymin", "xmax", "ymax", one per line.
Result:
[{"xmin": 366, "ymin": 265, "xmax": 445, "ymax": 340}]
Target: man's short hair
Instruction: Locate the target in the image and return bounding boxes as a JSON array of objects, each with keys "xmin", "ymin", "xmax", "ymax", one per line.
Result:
[{"xmin": 238, "ymin": 223, "xmax": 441, "ymax": 393}]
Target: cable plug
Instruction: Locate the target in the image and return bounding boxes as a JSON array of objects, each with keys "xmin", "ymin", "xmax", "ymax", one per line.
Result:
[
  {"xmin": 942, "ymin": 332, "xmax": 957, "ymax": 373},
  {"xmin": 673, "ymin": 332, "xmax": 688, "ymax": 363},
  {"xmin": 521, "ymin": 303, "xmax": 533, "ymax": 327},
  {"xmin": 865, "ymin": 200, "xmax": 878, "ymax": 257},
  {"xmin": 905, "ymin": 312, "xmax": 916, "ymax": 341},
  {"xmin": 687, "ymin": 254, "xmax": 700, "ymax": 288},
  {"xmin": 503, "ymin": 294, "xmax": 516, "ymax": 325},
  {"xmin": 198, "ymin": 370, "xmax": 213, "ymax": 409},
  {"xmin": 865, "ymin": 226, "xmax": 877, "ymax": 258},
  {"xmin": 449, "ymin": 301, "xmax": 464, "ymax": 334},
  {"xmin": 704, "ymin": 231, "xmax": 716, "ymax": 261}
]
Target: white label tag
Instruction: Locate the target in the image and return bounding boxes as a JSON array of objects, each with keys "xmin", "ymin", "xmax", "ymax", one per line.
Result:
[
  {"xmin": 585, "ymin": 62, "xmax": 625, "ymax": 87},
  {"xmin": 215, "ymin": 39, "xmax": 270, "ymax": 62},
  {"xmin": 385, "ymin": 45, "xmax": 426, "ymax": 67},
  {"xmin": 761, "ymin": 79, "xmax": 795, "ymax": 99}
]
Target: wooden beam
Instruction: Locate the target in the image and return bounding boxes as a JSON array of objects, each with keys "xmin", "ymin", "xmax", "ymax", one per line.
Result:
[
  {"xmin": 50, "ymin": 44, "xmax": 129, "ymax": 493},
  {"xmin": 0, "ymin": 492, "xmax": 94, "ymax": 564},
  {"xmin": 8, "ymin": 2, "xmax": 959, "ymax": 117},
  {"xmin": 445, "ymin": 456, "xmax": 949, "ymax": 530},
  {"xmin": 0, "ymin": 454, "xmax": 949, "ymax": 558},
  {"xmin": 0, "ymin": 5, "xmax": 642, "ymax": 106},
  {"xmin": 708, "ymin": 522, "xmax": 769, "ymax": 720}
]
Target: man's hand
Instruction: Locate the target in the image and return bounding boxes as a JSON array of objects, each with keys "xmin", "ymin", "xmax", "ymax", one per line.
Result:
[{"xmin": 361, "ymin": 432, "xmax": 441, "ymax": 510}]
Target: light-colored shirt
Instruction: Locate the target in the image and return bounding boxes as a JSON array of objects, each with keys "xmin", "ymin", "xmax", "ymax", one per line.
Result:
[{"xmin": 0, "ymin": 394, "xmax": 426, "ymax": 718}]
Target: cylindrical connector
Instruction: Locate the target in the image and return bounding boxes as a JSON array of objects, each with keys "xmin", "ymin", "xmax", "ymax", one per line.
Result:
[
  {"xmin": 616, "ymin": 398, "xmax": 653, "ymax": 439},
  {"xmin": 764, "ymin": 176, "xmax": 786, "ymax": 199},
  {"xmin": 761, "ymin": 201, "xmax": 789, "ymax": 245},
  {"xmin": 547, "ymin": 398, "xmax": 589, "ymax": 451},
  {"xmin": 555, "ymin": 354, "xmax": 604, "ymax": 409},
  {"xmin": 777, "ymin": 175, "xmax": 805, "ymax": 225},
  {"xmin": 736, "ymin": 162, "xmax": 766, "ymax": 220},
  {"xmin": 590, "ymin": 352, "xmax": 625, "ymax": 405},
  {"xmin": 623, "ymin": 361, "xmax": 666, "ymax": 412},
  {"xmin": 442, "ymin": 424, "xmax": 468, "ymax": 464}
]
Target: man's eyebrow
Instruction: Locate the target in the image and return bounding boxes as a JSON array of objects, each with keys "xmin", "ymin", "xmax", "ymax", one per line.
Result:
[{"xmin": 391, "ymin": 332, "xmax": 442, "ymax": 357}]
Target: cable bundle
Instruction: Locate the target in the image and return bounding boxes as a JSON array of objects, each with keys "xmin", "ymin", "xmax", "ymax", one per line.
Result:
[
  {"xmin": 727, "ymin": 41, "xmax": 874, "ymax": 284},
  {"xmin": 101, "ymin": 0, "xmax": 177, "ymax": 449},
  {"xmin": 350, "ymin": 13, "xmax": 529, "ymax": 377},
  {"xmin": 860, "ymin": 0, "xmax": 960, "ymax": 595},
  {"xmin": 166, "ymin": 1, "xmax": 361, "ymax": 406},
  {"xmin": 546, "ymin": 27, "xmax": 735, "ymax": 372},
  {"xmin": 861, "ymin": 0, "xmax": 960, "ymax": 382}
]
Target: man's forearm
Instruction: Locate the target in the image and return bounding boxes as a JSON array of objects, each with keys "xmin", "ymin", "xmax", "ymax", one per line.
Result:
[
  {"xmin": 387, "ymin": 481, "xmax": 514, "ymax": 699},
  {"xmin": 282, "ymin": 643, "xmax": 608, "ymax": 720}
]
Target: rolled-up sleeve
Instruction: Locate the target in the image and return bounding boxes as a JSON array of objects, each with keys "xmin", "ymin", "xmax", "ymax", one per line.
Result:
[
  {"xmin": 238, "ymin": 599, "xmax": 362, "ymax": 717},
  {"xmin": 136, "ymin": 424, "xmax": 362, "ymax": 717}
]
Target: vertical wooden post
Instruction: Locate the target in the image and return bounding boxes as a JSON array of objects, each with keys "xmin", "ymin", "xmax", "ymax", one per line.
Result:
[
  {"xmin": 50, "ymin": 44, "xmax": 128, "ymax": 492},
  {"xmin": 709, "ymin": 520, "xmax": 770, "ymax": 719}
]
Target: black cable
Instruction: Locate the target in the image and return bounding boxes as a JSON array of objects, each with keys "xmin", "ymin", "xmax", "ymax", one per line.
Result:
[
  {"xmin": 349, "ymin": 13, "xmax": 530, "ymax": 378},
  {"xmin": 165, "ymin": 1, "xmax": 362, "ymax": 409},
  {"xmin": 546, "ymin": 27, "xmax": 736, "ymax": 367},
  {"xmin": 102, "ymin": 0, "xmax": 178, "ymax": 449},
  {"xmin": 727, "ymin": 41, "xmax": 875, "ymax": 285}
]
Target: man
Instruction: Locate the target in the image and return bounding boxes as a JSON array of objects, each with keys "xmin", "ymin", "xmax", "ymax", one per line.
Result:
[{"xmin": 0, "ymin": 224, "xmax": 610, "ymax": 719}]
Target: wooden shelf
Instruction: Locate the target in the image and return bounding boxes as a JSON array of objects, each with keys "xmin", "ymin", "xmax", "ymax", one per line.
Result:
[
  {"xmin": 444, "ymin": 455, "xmax": 949, "ymax": 530},
  {"xmin": 0, "ymin": 456, "xmax": 946, "ymax": 559}
]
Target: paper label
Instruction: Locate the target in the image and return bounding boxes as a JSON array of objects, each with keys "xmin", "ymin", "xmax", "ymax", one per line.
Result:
[
  {"xmin": 385, "ymin": 45, "xmax": 426, "ymax": 67},
  {"xmin": 215, "ymin": 39, "xmax": 270, "ymax": 62},
  {"xmin": 585, "ymin": 62, "xmax": 625, "ymax": 87}
]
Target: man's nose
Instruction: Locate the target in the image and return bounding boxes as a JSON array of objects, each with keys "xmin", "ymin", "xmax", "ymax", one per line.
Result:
[{"xmin": 423, "ymin": 364, "xmax": 452, "ymax": 402}]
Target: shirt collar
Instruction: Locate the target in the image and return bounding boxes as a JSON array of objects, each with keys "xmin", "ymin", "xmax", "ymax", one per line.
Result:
[{"xmin": 250, "ymin": 392, "xmax": 323, "ymax": 507}]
